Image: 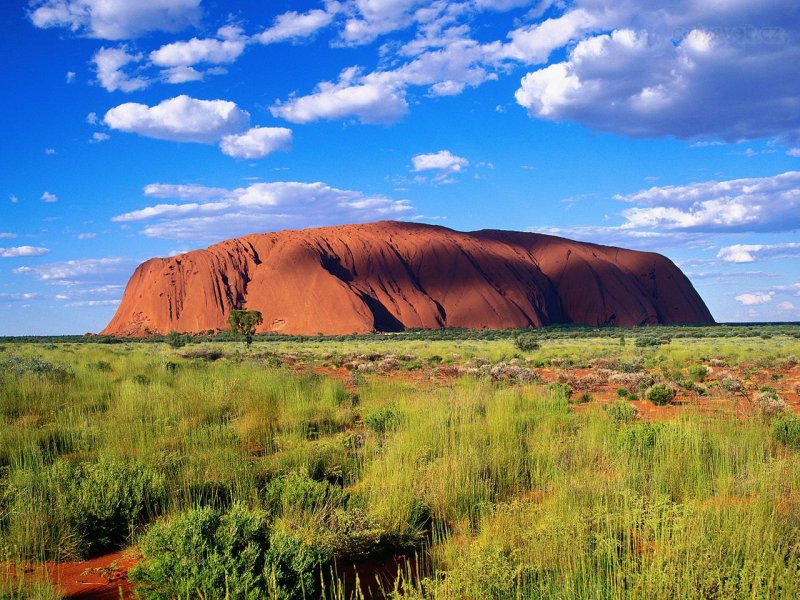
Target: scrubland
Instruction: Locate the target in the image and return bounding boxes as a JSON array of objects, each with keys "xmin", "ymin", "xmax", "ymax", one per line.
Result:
[{"xmin": 1, "ymin": 325, "xmax": 799, "ymax": 598}]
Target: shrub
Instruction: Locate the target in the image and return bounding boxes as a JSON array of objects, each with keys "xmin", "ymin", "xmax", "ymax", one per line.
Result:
[
  {"xmin": 513, "ymin": 333, "xmax": 539, "ymax": 353},
  {"xmin": 91, "ymin": 360, "xmax": 113, "ymax": 372},
  {"xmin": 616, "ymin": 388, "xmax": 629, "ymax": 399},
  {"xmin": 5, "ymin": 459, "xmax": 166, "ymax": 559},
  {"xmin": 571, "ymin": 392, "xmax": 593, "ymax": 404},
  {"xmin": 130, "ymin": 503, "xmax": 271, "ymax": 599},
  {"xmin": 604, "ymin": 400, "xmax": 638, "ymax": 424},
  {"xmin": 264, "ymin": 529, "xmax": 331, "ymax": 600},
  {"xmin": 635, "ymin": 336, "xmax": 670, "ymax": 348},
  {"xmin": 754, "ymin": 390, "xmax": 788, "ymax": 419},
  {"xmin": 165, "ymin": 330, "xmax": 187, "ymax": 349},
  {"xmin": 688, "ymin": 364, "xmax": 709, "ymax": 382},
  {"xmin": 132, "ymin": 374, "xmax": 150, "ymax": 385},
  {"xmin": 771, "ymin": 416, "xmax": 800, "ymax": 449},
  {"xmin": 548, "ymin": 382, "xmax": 573, "ymax": 401},
  {"xmin": 363, "ymin": 405, "xmax": 403, "ymax": 434},
  {"xmin": 646, "ymin": 383, "xmax": 676, "ymax": 406},
  {"xmin": 0, "ymin": 355, "xmax": 72, "ymax": 381}
]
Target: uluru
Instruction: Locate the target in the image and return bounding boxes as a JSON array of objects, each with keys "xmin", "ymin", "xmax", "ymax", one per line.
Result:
[{"xmin": 102, "ymin": 221, "xmax": 714, "ymax": 336}]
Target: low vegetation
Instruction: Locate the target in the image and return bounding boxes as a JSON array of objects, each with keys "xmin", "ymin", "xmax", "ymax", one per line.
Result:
[{"xmin": 0, "ymin": 325, "xmax": 798, "ymax": 597}]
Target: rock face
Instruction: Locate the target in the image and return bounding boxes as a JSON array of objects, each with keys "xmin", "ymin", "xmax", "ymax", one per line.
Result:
[{"xmin": 102, "ymin": 221, "xmax": 714, "ymax": 336}]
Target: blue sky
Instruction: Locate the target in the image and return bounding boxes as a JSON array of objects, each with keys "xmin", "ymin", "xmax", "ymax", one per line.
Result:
[{"xmin": 1, "ymin": 0, "xmax": 800, "ymax": 335}]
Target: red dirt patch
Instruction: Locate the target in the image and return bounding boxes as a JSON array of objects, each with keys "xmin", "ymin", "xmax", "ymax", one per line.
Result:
[{"xmin": 47, "ymin": 550, "xmax": 139, "ymax": 599}]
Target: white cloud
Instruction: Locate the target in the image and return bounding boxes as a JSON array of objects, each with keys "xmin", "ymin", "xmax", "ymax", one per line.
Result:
[
  {"xmin": 0, "ymin": 246, "xmax": 51, "ymax": 258},
  {"xmin": 717, "ymin": 243, "xmax": 800, "ymax": 263},
  {"xmin": 0, "ymin": 233, "xmax": 16, "ymax": 239},
  {"xmin": 735, "ymin": 292, "xmax": 774, "ymax": 306},
  {"xmin": 91, "ymin": 132, "xmax": 110, "ymax": 143},
  {"xmin": 220, "ymin": 127, "xmax": 293, "ymax": 159},
  {"xmin": 503, "ymin": 8, "xmax": 597, "ymax": 64},
  {"xmin": 86, "ymin": 112, "xmax": 99, "ymax": 125},
  {"xmin": 258, "ymin": 9, "xmax": 334, "ymax": 44},
  {"xmin": 529, "ymin": 225, "xmax": 707, "ymax": 250},
  {"xmin": 150, "ymin": 36, "xmax": 246, "ymax": 67},
  {"xmin": 112, "ymin": 181, "xmax": 415, "ymax": 240},
  {"xmin": 514, "ymin": 1, "xmax": 800, "ymax": 142},
  {"xmin": 271, "ymin": 72, "xmax": 408, "ymax": 125},
  {"xmin": 0, "ymin": 293, "xmax": 39, "ymax": 301},
  {"xmin": 13, "ymin": 257, "xmax": 135, "ymax": 285},
  {"xmin": 64, "ymin": 299, "xmax": 121, "ymax": 307},
  {"xmin": 77, "ymin": 232, "xmax": 97, "ymax": 239},
  {"xmin": 45, "ymin": 148, "xmax": 56, "ymax": 155},
  {"xmin": 104, "ymin": 95, "xmax": 250, "ymax": 143},
  {"xmin": 8, "ymin": 195, "xmax": 19, "ymax": 204},
  {"xmin": 29, "ymin": 0, "xmax": 201, "ymax": 40},
  {"xmin": 788, "ymin": 148, "xmax": 800, "ymax": 157},
  {"xmin": 615, "ymin": 171, "xmax": 800, "ymax": 232},
  {"xmin": 92, "ymin": 46, "xmax": 148, "ymax": 92},
  {"xmin": 778, "ymin": 301, "xmax": 796, "ymax": 311},
  {"xmin": 65, "ymin": 71, "xmax": 76, "ymax": 83},
  {"xmin": 341, "ymin": 0, "xmax": 419, "ymax": 46},
  {"xmin": 41, "ymin": 191, "xmax": 58, "ymax": 203},
  {"xmin": 160, "ymin": 65, "xmax": 204, "ymax": 84},
  {"xmin": 104, "ymin": 95, "xmax": 292, "ymax": 159},
  {"xmin": 412, "ymin": 150, "xmax": 469, "ymax": 182}
]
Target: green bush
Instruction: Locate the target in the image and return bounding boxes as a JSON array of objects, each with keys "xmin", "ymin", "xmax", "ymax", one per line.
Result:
[
  {"xmin": 263, "ymin": 471, "xmax": 347, "ymax": 515},
  {"xmin": 688, "ymin": 364, "xmax": 709, "ymax": 382},
  {"xmin": 547, "ymin": 382, "xmax": 572, "ymax": 401},
  {"xmin": 363, "ymin": 405, "xmax": 402, "ymax": 434},
  {"xmin": 264, "ymin": 529, "xmax": 330, "ymax": 599},
  {"xmin": 646, "ymin": 383, "xmax": 676, "ymax": 406},
  {"xmin": 771, "ymin": 416, "xmax": 800, "ymax": 449},
  {"xmin": 4, "ymin": 459, "xmax": 166, "ymax": 559},
  {"xmin": 513, "ymin": 333, "xmax": 539, "ymax": 353},
  {"xmin": 130, "ymin": 503, "xmax": 271, "ymax": 599},
  {"xmin": 165, "ymin": 330, "xmax": 187, "ymax": 349},
  {"xmin": 604, "ymin": 400, "xmax": 638, "ymax": 424}
]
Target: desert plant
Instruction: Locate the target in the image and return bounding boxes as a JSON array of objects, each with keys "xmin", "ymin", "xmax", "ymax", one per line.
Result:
[
  {"xmin": 771, "ymin": 416, "xmax": 800, "ymax": 449},
  {"xmin": 513, "ymin": 333, "xmax": 539, "ymax": 353},
  {"xmin": 130, "ymin": 503, "xmax": 271, "ymax": 598},
  {"xmin": 646, "ymin": 383, "xmax": 676, "ymax": 406},
  {"xmin": 604, "ymin": 400, "xmax": 638, "ymax": 424}
]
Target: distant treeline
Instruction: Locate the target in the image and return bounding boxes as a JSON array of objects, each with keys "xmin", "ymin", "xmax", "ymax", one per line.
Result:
[{"xmin": 2, "ymin": 322, "xmax": 800, "ymax": 345}]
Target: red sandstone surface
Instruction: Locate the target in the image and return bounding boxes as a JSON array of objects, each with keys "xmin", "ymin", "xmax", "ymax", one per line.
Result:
[{"xmin": 102, "ymin": 221, "xmax": 713, "ymax": 336}]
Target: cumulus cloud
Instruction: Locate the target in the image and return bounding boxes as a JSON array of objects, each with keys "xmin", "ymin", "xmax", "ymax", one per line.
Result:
[
  {"xmin": 0, "ymin": 246, "xmax": 51, "ymax": 258},
  {"xmin": 29, "ymin": 0, "xmax": 201, "ymax": 40},
  {"xmin": 412, "ymin": 150, "xmax": 469, "ymax": 182},
  {"xmin": 13, "ymin": 257, "xmax": 135, "ymax": 285},
  {"xmin": 717, "ymin": 243, "xmax": 800, "ymax": 263},
  {"xmin": 104, "ymin": 95, "xmax": 249, "ymax": 143},
  {"xmin": 735, "ymin": 292, "xmax": 774, "ymax": 306},
  {"xmin": 514, "ymin": 1, "xmax": 800, "ymax": 142},
  {"xmin": 271, "ymin": 70, "xmax": 409, "ymax": 124},
  {"xmin": 150, "ymin": 36, "xmax": 246, "ymax": 67},
  {"xmin": 258, "ymin": 9, "xmax": 335, "ymax": 44},
  {"xmin": 615, "ymin": 171, "xmax": 800, "ymax": 232},
  {"xmin": 41, "ymin": 191, "xmax": 58, "ymax": 203},
  {"xmin": 220, "ymin": 127, "xmax": 293, "ymax": 159},
  {"xmin": 92, "ymin": 46, "xmax": 148, "ymax": 92},
  {"xmin": 112, "ymin": 181, "xmax": 415, "ymax": 240},
  {"xmin": 104, "ymin": 95, "xmax": 293, "ymax": 159}
]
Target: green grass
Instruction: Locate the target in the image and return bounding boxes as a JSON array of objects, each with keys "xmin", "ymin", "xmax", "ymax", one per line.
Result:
[{"xmin": 0, "ymin": 331, "xmax": 799, "ymax": 598}]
